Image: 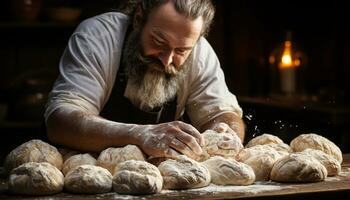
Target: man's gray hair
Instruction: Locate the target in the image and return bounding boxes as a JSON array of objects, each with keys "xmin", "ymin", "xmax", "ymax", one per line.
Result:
[{"xmin": 119, "ymin": 0, "xmax": 215, "ymax": 36}]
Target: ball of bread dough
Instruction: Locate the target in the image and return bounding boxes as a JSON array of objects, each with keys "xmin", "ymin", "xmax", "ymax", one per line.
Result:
[
  {"xmin": 62, "ymin": 153, "xmax": 97, "ymax": 175},
  {"xmin": 245, "ymin": 133, "xmax": 284, "ymax": 148},
  {"xmin": 8, "ymin": 162, "xmax": 64, "ymax": 195},
  {"xmin": 158, "ymin": 155, "xmax": 210, "ymax": 189},
  {"xmin": 4, "ymin": 139, "xmax": 63, "ymax": 174},
  {"xmin": 299, "ymin": 148, "xmax": 341, "ymax": 176},
  {"xmin": 271, "ymin": 153, "xmax": 327, "ymax": 182},
  {"xmin": 237, "ymin": 145, "xmax": 287, "ymax": 181},
  {"xmin": 199, "ymin": 129, "xmax": 243, "ymax": 161},
  {"xmin": 113, "ymin": 160, "xmax": 163, "ymax": 195},
  {"xmin": 202, "ymin": 156, "xmax": 255, "ymax": 185},
  {"xmin": 97, "ymin": 145, "xmax": 145, "ymax": 175},
  {"xmin": 64, "ymin": 165, "xmax": 112, "ymax": 194},
  {"xmin": 290, "ymin": 133, "xmax": 342, "ymax": 163}
]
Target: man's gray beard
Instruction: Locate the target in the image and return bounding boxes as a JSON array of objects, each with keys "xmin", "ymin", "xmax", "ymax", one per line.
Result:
[{"xmin": 122, "ymin": 28, "xmax": 190, "ymax": 111}]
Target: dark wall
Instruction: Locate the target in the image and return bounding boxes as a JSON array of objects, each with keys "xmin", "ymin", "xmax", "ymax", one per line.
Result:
[{"xmin": 209, "ymin": 0, "xmax": 350, "ymax": 101}]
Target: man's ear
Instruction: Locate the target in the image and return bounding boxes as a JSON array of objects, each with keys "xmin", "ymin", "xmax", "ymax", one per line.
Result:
[{"xmin": 133, "ymin": 4, "xmax": 143, "ymax": 29}]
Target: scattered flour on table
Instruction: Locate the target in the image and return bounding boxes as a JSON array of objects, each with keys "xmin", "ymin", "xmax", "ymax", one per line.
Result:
[{"xmin": 161, "ymin": 182, "xmax": 285, "ymax": 195}]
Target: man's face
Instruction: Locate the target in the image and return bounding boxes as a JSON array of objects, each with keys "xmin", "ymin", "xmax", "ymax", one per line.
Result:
[
  {"xmin": 140, "ymin": 1, "xmax": 204, "ymax": 74},
  {"xmin": 122, "ymin": 1, "xmax": 203, "ymax": 110}
]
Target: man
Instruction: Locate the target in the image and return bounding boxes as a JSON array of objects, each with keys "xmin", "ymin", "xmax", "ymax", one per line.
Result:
[{"xmin": 45, "ymin": 0, "xmax": 245, "ymax": 160}]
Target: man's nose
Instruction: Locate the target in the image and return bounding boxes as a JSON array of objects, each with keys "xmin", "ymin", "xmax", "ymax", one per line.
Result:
[{"xmin": 159, "ymin": 50, "xmax": 174, "ymax": 67}]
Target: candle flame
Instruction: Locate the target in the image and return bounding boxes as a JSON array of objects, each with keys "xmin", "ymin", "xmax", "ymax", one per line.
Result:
[{"xmin": 279, "ymin": 41, "xmax": 297, "ymax": 69}]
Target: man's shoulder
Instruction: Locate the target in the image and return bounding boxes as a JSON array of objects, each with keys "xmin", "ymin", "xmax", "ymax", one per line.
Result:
[{"xmin": 75, "ymin": 12, "xmax": 130, "ymax": 37}]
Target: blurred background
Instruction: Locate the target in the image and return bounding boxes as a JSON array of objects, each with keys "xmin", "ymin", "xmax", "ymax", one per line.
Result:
[{"xmin": 0, "ymin": 0, "xmax": 349, "ymax": 164}]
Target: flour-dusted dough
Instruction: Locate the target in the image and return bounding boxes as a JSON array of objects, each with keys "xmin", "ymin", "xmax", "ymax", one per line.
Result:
[
  {"xmin": 202, "ymin": 156, "xmax": 255, "ymax": 185},
  {"xmin": 113, "ymin": 160, "xmax": 163, "ymax": 195},
  {"xmin": 270, "ymin": 153, "xmax": 327, "ymax": 182},
  {"xmin": 8, "ymin": 162, "xmax": 64, "ymax": 195},
  {"xmin": 299, "ymin": 148, "xmax": 341, "ymax": 176},
  {"xmin": 4, "ymin": 139, "xmax": 63, "ymax": 174},
  {"xmin": 290, "ymin": 133, "xmax": 343, "ymax": 163},
  {"xmin": 62, "ymin": 153, "xmax": 97, "ymax": 175},
  {"xmin": 158, "ymin": 155, "xmax": 210, "ymax": 189},
  {"xmin": 199, "ymin": 129, "xmax": 243, "ymax": 161},
  {"xmin": 237, "ymin": 145, "xmax": 287, "ymax": 181},
  {"xmin": 97, "ymin": 145, "xmax": 145, "ymax": 175},
  {"xmin": 245, "ymin": 133, "xmax": 284, "ymax": 148},
  {"xmin": 64, "ymin": 164, "xmax": 112, "ymax": 194}
]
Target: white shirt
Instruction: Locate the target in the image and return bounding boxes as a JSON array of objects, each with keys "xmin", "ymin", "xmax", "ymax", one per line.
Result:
[{"xmin": 45, "ymin": 12, "xmax": 243, "ymax": 129}]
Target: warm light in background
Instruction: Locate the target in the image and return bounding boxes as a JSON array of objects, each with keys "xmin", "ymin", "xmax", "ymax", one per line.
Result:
[
  {"xmin": 279, "ymin": 41, "xmax": 295, "ymax": 69},
  {"xmin": 269, "ymin": 31, "xmax": 307, "ymax": 95}
]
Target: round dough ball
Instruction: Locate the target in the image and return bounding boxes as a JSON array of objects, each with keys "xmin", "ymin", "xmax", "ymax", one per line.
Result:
[
  {"xmin": 8, "ymin": 162, "xmax": 64, "ymax": 195},
  {"xmin": 4, "ymin": 139, "xmax": 63, "ymax": 174},
  {"xmin": 113, "ymin": 160, "xmax": 163, "ymax": 195},
  {"xmin": 237, "ymin": 145, "xmax": 287, "ymax": 181},
  {"xmin": 271, "ymin": 153, "xmax": 327, "ymax": 183},
  {"xmin": 64, "ymin": 165, "xmax": 112, "ymax": 194},
  {"xmin": 97, "ymin": 145, "xmax": 145, "ymax": 175},
  {"xmin": 199, "ymin": 129, "xmax": 243, "ymax": 161},
  {"xmin": 290, "ymin": 133, "xmax": 343, "ymax": 163},
  {"xmin": 158, "ymin": 155, "xmax": 210, "ymax": 189},
  {"xmin": 202, "ymin": 156, "xmax": 255, "ymax": 185},
  {"xmin": 245, "ymin": 133, "xmax": 284, "ymax": 148},
  {"xmin": 299, "ymin": 148, "xmax": 341, "ymax": 176},
  {"xmin": 62, "ymin": 153, "xmax": 97, "ymax": 175}
]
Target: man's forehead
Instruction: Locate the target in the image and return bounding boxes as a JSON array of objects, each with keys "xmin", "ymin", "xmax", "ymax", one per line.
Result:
[{"xmin": 145, "ymin": 1, "xmax": 203, "ymax": 46}]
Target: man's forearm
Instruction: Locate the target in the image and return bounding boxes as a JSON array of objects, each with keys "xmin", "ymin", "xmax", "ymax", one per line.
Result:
[
  {"xmin": 200, "ymin": 112, "xmax": 245, "ymax": 142},
  {"xmin": 46, "ymin": 107, "xmax": 141, "ymax": 152}
]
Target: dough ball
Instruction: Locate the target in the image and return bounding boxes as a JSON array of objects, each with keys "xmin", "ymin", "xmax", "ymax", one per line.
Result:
[
  {"xmin": 202, "ymin": 156, "xmax": 255, "ymax": 185},
  {"xmin": 8, "ymin": 162, "xmax": 64, "ymax": 195},
  {"xmin": 62, "ymin": 153, "xmax": 97, "ymax": 175},
  {"xmin": 64, "ymin": 164, "xmax": 112, "ymax": 194},
  {"xmin": 4, "ymin": 139, "xmax": 63, "ymax": 174},
  {"xmin": 97, "ymin": 145, "xmax": 145, "ymax": 175},
  {"xmin": 158, "ymin": 155, "xmax": 210, "ymax": 189},
  {"xmin": 299, "ymin": 148, "xmax": 341, "ymax": 176},
  {"xmin": 237, "ymin": 145, "xmax": 287, "ymax": 181},
  {"xmin": 113, "ymin": 160, "xmax": 163, "ymax": 195},
  {"xmin": 270, "ymin": 153, "xmax": 327, "ymax": 182},
  {"xmin": 290, "ymin": 133, "xmax": 342, "ymax": 163},
  {"xmin": 245, "ymin": 133, "xmax": 284, "ymax": 148},
  {"xmin": 199, "ymin": 129, "xmax": 243, "ymax": 161}
]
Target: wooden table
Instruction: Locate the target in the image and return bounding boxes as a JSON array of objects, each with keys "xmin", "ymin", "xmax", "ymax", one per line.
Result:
[{"xmin": 1, "ymin": 154, "xmax": 350, "ymax": 200}]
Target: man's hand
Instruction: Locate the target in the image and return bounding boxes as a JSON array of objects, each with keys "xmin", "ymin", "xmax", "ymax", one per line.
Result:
[
  {"xmin": 211, "ymin": 122, "xmax": 243, "ymax": 151},
  {"xmin": 133, "ymin": 121, "xmax": 204, "ymax": 160}
]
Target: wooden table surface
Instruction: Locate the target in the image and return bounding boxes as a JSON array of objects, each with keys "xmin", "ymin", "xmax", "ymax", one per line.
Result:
[{"xmin": 1, "ymin": 154, "xmax": 350, "ymax": 200}]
